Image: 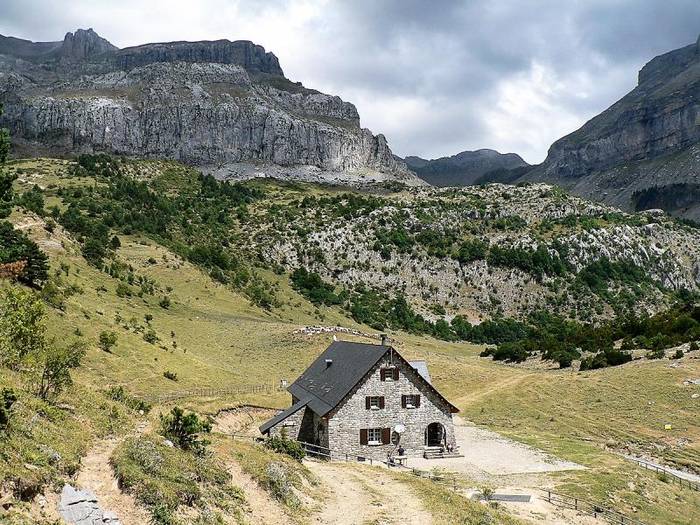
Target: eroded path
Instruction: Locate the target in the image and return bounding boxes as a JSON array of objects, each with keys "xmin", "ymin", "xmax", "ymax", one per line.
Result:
[
  {"xmin": 225, "ymin": 460, "xmax": 289, "ymax": 525},
  {"xmin": 74, "ymin": 422, "xmax": 151, "ymax": 525},
  {"xmin": 306, "ymin": 460, "xmax": 432, "ymax": 525}
]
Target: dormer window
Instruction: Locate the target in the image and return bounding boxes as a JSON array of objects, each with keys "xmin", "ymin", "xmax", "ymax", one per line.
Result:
[{"xmin": 380, "ymin": 367, "xmax": 399, "ymax": 381}]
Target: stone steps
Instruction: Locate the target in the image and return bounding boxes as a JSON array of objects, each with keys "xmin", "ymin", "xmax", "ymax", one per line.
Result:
[{"xmin": 423, "ymin": 448, "xmax": 463, "ymax": 459}]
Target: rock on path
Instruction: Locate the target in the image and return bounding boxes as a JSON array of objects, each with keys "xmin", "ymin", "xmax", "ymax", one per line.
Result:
[{"xmin": 58, "ymin": 485, "xmax": 121, "ymax": 525}]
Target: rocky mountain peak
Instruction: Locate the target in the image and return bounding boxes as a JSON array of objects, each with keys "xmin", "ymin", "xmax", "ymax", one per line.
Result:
[
  {"xmin": 521, "ymin": 35, "xmax": 700, "ymax": 220},
  {"xmin": 0, "ymin": 28, "xmax": 417, "ymax": 186},
  {"xmin": 60, "ymin": 28, "xmax": 117, "ymax": 61},
  {"xmin": 113, "ymin": 38, "xmax": 283, "ymax": 76}
]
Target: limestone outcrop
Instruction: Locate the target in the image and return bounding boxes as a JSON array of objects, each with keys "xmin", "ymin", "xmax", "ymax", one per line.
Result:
[{"xmin": 0, "ymin": 29, "xmax": 418, "ymax": 185}]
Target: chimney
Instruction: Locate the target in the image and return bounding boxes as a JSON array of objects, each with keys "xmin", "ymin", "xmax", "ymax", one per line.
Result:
[
  {"xmin": 325, "ymin": 359, "xmax": 333, "ymax": 368},
  {"xmin": 381, "ymin": 334, "xmax": 388, "ymax": 346}
]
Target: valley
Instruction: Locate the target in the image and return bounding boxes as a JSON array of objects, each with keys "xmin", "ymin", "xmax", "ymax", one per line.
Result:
[
  {"xmin": 0, "ymin": 19, "xmax": 699, "ymax": 525},
  {"xmin": 0, "ymin": 157, "xmax": 698, "ymax": 524}
]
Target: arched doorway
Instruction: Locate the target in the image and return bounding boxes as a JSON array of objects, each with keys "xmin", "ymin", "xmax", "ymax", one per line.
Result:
[{"xmin": 425, "ymin": 422, "xmax": 445, "ymax": 447}]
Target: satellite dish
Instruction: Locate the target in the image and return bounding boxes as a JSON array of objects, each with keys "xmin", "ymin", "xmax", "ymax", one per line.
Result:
[{"xmin": 394, "ymin": 424, "xmax": 406, "ymax": 434}]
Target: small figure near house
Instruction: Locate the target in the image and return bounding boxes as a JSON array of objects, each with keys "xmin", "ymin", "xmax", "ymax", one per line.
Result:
[{"xmin": 259, "ymin": 337, "xmax": 459, "ymax": 460}]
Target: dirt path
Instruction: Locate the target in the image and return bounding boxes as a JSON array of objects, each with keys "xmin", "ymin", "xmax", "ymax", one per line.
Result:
[
  {"xmin": 226, "ymin": 461, "xmax": 289, "ymax": 525},
  {"xmin": 306, "ymin": 460, "xmax": 432, "ymax": 525},
  {"xmin": 74, "ymin": 422, "xmax": 151, "ymax": 525}
]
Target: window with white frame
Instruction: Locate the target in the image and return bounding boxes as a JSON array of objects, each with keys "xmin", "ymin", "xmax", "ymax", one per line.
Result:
[{"xmin": 367, "ymin": 428, "xmax": 382, "ymax": 444}]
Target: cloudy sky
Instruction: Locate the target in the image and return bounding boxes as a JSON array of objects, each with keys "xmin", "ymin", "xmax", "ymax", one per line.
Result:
[{"xmin": 2, "ymin": 0, "xmax": 699, "ymax": 163}]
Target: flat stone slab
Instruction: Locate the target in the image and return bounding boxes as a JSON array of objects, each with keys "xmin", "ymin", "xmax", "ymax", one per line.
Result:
[{"xmin": 58, "ymin": 484, "xmax": 122, "ymax": 525}]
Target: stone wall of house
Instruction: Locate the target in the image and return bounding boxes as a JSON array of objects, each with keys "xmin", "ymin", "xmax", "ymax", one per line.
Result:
[
  {"xmin": 326, "ymin": 353, "xmax": 455, "ymax": 460},
  {"xmin": 268, "ymin": 404, "xmax": 329, "ymax": 449}
]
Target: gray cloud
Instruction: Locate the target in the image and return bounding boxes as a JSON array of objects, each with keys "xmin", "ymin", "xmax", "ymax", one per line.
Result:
[{"xmin": 1, "ymin": 0, "xmax": 698, "ymax": 162}]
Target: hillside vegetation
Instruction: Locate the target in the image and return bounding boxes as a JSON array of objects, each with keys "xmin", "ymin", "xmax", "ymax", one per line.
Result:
[{"xmin": 0, "ymin": 156, "xmax": 698, "ymax": 524}]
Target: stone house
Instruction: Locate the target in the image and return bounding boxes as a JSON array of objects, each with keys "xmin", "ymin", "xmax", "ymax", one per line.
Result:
[{"xmin": 260, "ymin": 339, "xmax": 459, "ymax": 460}]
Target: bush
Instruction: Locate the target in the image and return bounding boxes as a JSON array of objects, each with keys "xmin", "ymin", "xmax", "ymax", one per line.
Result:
[
  {"xmin": 163, "ymin": 370, "xmax": 178, "ymax": 381},
  {"xmin": 35, "ymin": 340, "xmax": 87, "ymax": 401},
  {"xmin": 159, "ymin": 296, "xmax": 171, "ymax": 309},
  {"xmin": 98, "ymin": 331, "xmax": 118, "ymax": 352},
  {"xmin": 106, "ymin": 385, "xmax": 151, "ymax": 413},
  {"xmin": 454, "ymin": 239, "xmax": 488, "ymax": 264},
  {"xmin": 143, "ymin": 329, "xmax": 158, "ymax": 344},
  {"xmin": 646, "ymin": 348, "xmax": 665, "ymax": 360},
  {"xmin": 689, "ymin": 341, "xmax": 699, "ymax": 352},
  {"xmin": 0, "ymin": 287, "xmax": 47, "ymax": 368},
  {"xmin": 0, "ymin": 387, "xmax": 17, "ymax": 430},
  {"xmin": 159, "ymin": 407, "xmax": 211, "ymax": 454},
  {"xmin": 0, "ymin": 221, "xmax": 49, "ymax": 288},
  {"xmin": 264, "ymin": 435, "xmax": 306, "ymax": 462},
  {"xmin": 290, "ymin": 267, "xmax": 340, "ymax": 306}
]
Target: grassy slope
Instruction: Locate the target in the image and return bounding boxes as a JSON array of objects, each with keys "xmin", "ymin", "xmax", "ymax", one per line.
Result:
[{"xmin": 5, "ymin": 157, "xmax": 699, "ymax": 524}]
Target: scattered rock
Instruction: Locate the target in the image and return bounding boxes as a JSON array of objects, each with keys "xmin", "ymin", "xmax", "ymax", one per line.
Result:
[
  {"xmin": 58, "ymin": 484, "xmax": 122, "ymax": 525},
  {"xmin": 163, "ymin": 439, "xmax": 174, "ymax": 448}
]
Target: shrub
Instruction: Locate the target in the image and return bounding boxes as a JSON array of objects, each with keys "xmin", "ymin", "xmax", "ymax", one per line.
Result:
[
  {"xmin": 159, "ymin": 407, "xmax": 211, "ymax": 454},
  {"xmin": 116, "ymin": 283, "xmax": 132, "ymax": 298},
  {"xmin": 98, "ymin": 331, "xmax": 118, "ymax": 353},
  {"xmin": 265, "ymin": 462, "xmax": 299, "ymax": 506},
  {"xmin": 454, "ymin": 239, "xmax": 488, "ymax": 264},
  {"xmin": 0, "ymin": 387, "xmax": 17, "ymax": 430},
  {"xmin": 264, "ymin": 435, "xmax": 306, "ymax": 462},
  {"xmin": 689, "ymin": 341, "xmax": 699, "ymax": 352},
  {"xmin": 18, "ymin": 185, "xmax": 45, "ymax": 215},
  {"xmin": 109, "ymin": 235, "xmax": 121, "ymax": 250},
  {"xmin": 0, "ymin": 287, "xmax": 47, "ymax": 368},
  {"xmin": 672, "ymin": 349, "xmax": 684, "ymax": 360},
  {"xmin": 0, "ymin": 221, "xmax": 49, "ymax": 287},
  {"xmin": 163, "ymin": 370, "xmax": 178, "ymax": 381},
  {"xmin": 143, "ymin": 329, "xmax": 158, "ymax": 344},
  {"xmin": 646, "ymin": 348, "xmax": 665, "ymax": 360},
  {"xmin": 35, "ymin": 340, "xmax": 86, "ymax": 401},
  {"xmin": 290, "ymin": 267, "xmax": 340, "ymax": 306},
  {"xmin": 159, "ymin": 296, "xmax": 171, "ymax": 309},
  {"xmin": 106, "ymin": 385, "xmax": 151, "ymax": 413}
]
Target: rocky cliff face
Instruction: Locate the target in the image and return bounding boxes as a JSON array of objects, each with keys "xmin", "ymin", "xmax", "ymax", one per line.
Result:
[
  {"xmin": 523, "ymin": 35, "xmax": 700, "ymax": 219},
  {"xmin": 404, "ymin": 149, "xmax": 528, "ymax": 187},
  {"xmin": 0, "ymin": 29, "xmax": 417, "ymax": 185}
]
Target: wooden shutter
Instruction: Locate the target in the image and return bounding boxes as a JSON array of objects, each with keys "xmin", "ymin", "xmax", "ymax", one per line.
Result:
[
  {"xmin": 415, "ymin": 395, "xmax": 421, "ymax": 408},
  {"xmin": 360, "ymin": 429, "xmax": 368, "ymax": 445},
  {"xmin": 401, "ymin": 395, "xmax": 407, "ymax": 408},
  {"xmin": 380, "ymin": 368, "xmax": 387, "ymax": 381},
  {"xmin": 393, "ymin": 368, "xmax": 400, "ymax": 380},
  {"xmin": 379, "ymin": 396, "xmax": 385, "ymax": 409},
  {"xmin": 365, "ymin": 396, "xmax": 371, "ymax": 409},
  {"xmin": 381, "ymin": 428, "xmax": 391, "ymax": 444}
]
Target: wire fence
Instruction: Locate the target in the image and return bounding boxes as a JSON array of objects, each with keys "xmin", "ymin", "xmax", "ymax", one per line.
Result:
[
  {"xmin": 144, "ymin": 384, "xmax": 285, "ymax": 403},
  {"xmin": 541, "ymin": 490, "xmax": 646, "ymax": 525},
  {"xmin": 625, "ymin": 457, "xmax": 699, "ymax": 492}
]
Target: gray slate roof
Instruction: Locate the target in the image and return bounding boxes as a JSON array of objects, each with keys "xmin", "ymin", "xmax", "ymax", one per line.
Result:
[
  {"xmin": 259, "ymin": 397, "xmax": 308, "ymax": 434},
  {"xmin": 408, "ymin": 360, "xmax": 432, "ymax": 384},
  {"xmin": 288, "ymin": 340, "xmax": 389, "ymax": 416},
  {"xmin": 260, "ymin": 340, "xmax": 458, "ymax": 434}
]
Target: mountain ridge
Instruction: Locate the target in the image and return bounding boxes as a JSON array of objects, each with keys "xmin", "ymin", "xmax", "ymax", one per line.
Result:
[
  {"xmin": 403, "ymin": 148, "xmax": 528, "ymax": 186},
  {"xmin": 0, "ymin": 28, "xmax": 418, "ymax": 186},
  {"xmin": 519, "ymin": 34, "xmax": 700, "ymax": 219}
]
